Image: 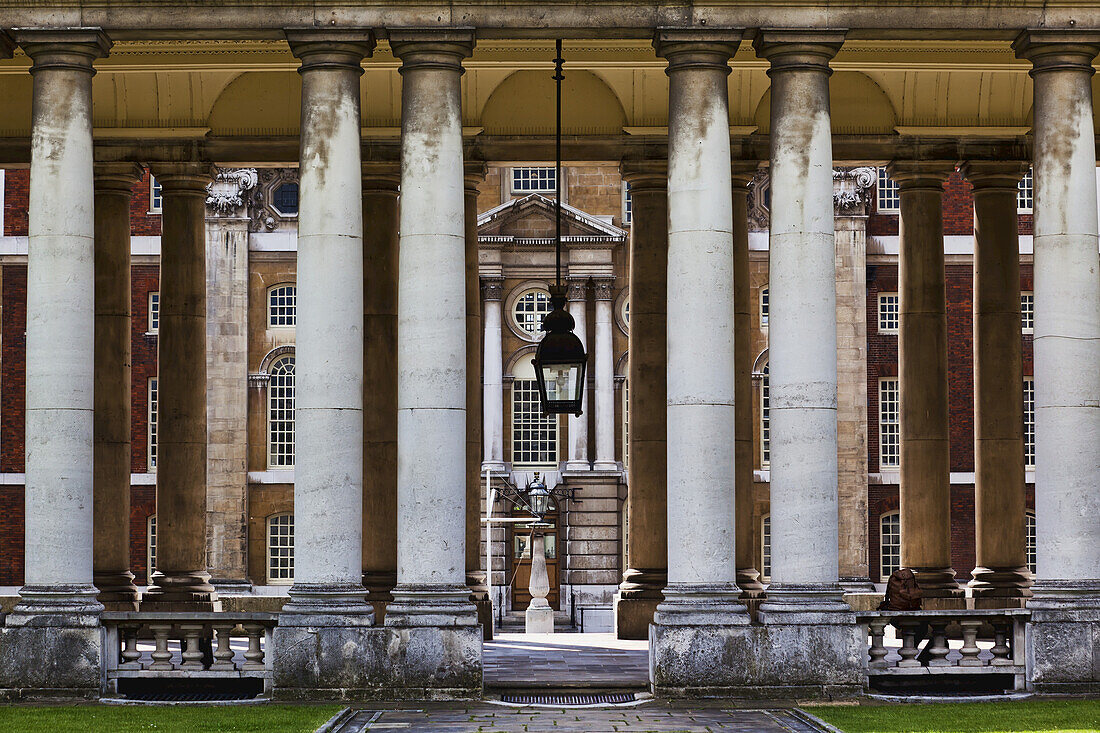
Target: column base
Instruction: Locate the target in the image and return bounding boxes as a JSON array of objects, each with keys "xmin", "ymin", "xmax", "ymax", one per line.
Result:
[
  {"xmin": 142, "ymin": 571, "xmax": 220, "ymax": 612},
  {"xmin": 211, "ymin": 578, "xmax": 254, "ymax": 596},
  {"xmin": 970, "ymin": 566, "xmax": 1033, "ymax": 608},
  {"xmin": 280, "ymin": 582, "xmax": 373, "ymax": 624},
  {"xmin": 591, "ymin": 460, "xmax": 619, "ymax": 473},
  {"xmin": 481, "ymin": 461, "xmax": 507, "ymax": 476},
  {"xmin": 364, "ymin": 571, "xmax": 397, "ymax": 624},
  {"xmin": 562, "ymin": 460, "xmax": 591, "ymax": 472},
  {"xmin": 274, "ymin": 614, "xmax": 482, "ymax": 700},
  {"xmin": 94, "ymin": 571, "xmax": 140, "ymax": 612},
  {"xmin": 653, "ymin": 583, "xmax": 749, "ymax": 626},
  {"xmin": 736, "ymin": 567, "xmax": 766, "ymax": 597},
  {"xmin": 839, "ymin": 577, "xmax": 877, "ymax": 593},
  {"xmin": 385, "ymin": 584, "xmax": 479, "ymax": 628},
  {"xmin": 467, "ymin": 572, "xmax": 493, "ymax": 641},
  {"xmin": 758, "ymin": 583, "xmax": 852, "ymax": 622},
  {"xmin": 1026, "ymin": 580, "xmax": 1100, "ymax": 693},
  {"xmin": 912, "ymin": 567, "xmax": 965, "ymax": 608},
  {"xmin": 8, "ymin": 585, "xmax": 104, "ymax": 626},
  {"xmin": 615, "ymin": 568, "xmax": 666, "ymax": 640}
]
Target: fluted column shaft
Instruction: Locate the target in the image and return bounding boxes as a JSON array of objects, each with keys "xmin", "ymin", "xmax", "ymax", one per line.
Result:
[
  {"xmin": 387, "ymin": 32, "xmax": 478, "ymax": 626},
  {"xmin": 653, "ymin": 33, "xmax": 747, "ymax": 626},
  {"xmin": 283, "ymin": 32, "xmax": 374, "ymax": 616},
  {"xmin": 564, "ymin": 280, "xmax": 590, "ymax": 470},
  {"xmin": 615, "ymin": 162, "xmax": 668, "ymax": 639},
  {"xmin": 361, "ymin": 164, "xmax": 400, "ymax": 620},
  {"xmin": 963, "ymin": 162, "xmax": 1033, "ymax": 606},
  {"xmin": 93, "ymin": 163, "xmax": 143, "ymax": 611},
  {"xmin": 889, "ymin": 161, "xmax": 961, "ymax": 603},
  {"xmin": 11, "ymin": 30, "xmax": 110, "ymax": 622},
  {"xmin": 755, "ymin": 34, "xmax": 848, "ymax": 614},
  {"xmin": 1015, "ymin": 35, "xmax": 1100, "ymax": 604}
]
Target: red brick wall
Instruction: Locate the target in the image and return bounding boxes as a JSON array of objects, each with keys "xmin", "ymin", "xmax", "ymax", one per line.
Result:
[
  {"xmin": 866, "ymin": 263, "xmax": 899, "ymax": 473},
  {"xmin": 131, "ymin": 266, "xmax": 159, "ymax": 473},
  {"xmin": 0, "ymin": 486, "xmax": 23, "ymax": 585},
  {"xmin": 130, "ymin": 169, "xmax": 162, "ymax": 237},
  {"xmin": 3, "ymin": 169, "xmax": 28, "ymax": 237},
  {"xmin": 946, "ymin": 264, "xmax": 975, "ymax": 472},
  {"xmin": 2, "ymin": 266, "xmax": 26, "ymax": 472},
  {"xmin": 130, "ymin": 486, "xmax": 156, "ymax": 581}
]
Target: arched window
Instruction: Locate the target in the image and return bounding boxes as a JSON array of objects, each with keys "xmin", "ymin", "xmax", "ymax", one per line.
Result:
[
  {"xmin": 268, "ymin": 354, "xmax": 295, "ymax": 468},
  {"xmin": 147, "ymin": 514, "xmax": 157, "ymax": 585},
  {"xmin": 512, "ymin": 288, "xmax": 552, "ymax": 338},
  {"xmin": 267, "ymin": 513, "xmax": 295, "ymax": 584},
  {"xmin": 761, "ymin": 363, "xmax": 770, "ymax": 466},
  {"xmin": 880, "ymin": 511, "xmax": 901, "ymax": 581},
  {"xmin": 268, "ymin": 283, "xmax": 296, "ymax": 328},
  {"xmin": 511, "ymin": 358, "xmax": 558, "ymax": 468},
  {"xmin": 761, "ymin": 514, "xmax": 771, "ymax": 583},
  {"xmin": 760, "ymin": 286, "xmax": 769, "ymax": 327},
  {"xmin": 1026, "ymin": 511, "xmax": 1037, "ymax": 576}
]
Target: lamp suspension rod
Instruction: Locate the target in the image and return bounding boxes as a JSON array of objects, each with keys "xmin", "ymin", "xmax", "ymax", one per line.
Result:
[{"xmin": 554, "ymin": 38, "xmax": 563, "ymax": 289}]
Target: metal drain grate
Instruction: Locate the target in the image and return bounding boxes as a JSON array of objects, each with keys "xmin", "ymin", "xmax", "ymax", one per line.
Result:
[
  {"xmin": 499, "ymin": 692, "xmax": 637, "ymax": 706},
  {"xmin": 122, "ymin": 690, "xmax": 260, "ymax": 702}
]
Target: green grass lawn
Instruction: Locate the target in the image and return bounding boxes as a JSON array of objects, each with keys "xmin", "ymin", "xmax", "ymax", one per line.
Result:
[
  {"xmin": 804, "ymin": 699, "xmax": 1100, "ymax": 733},
  {"xmin": 0, "ymin": 704, "xmax": 343, "ymax": 733}
]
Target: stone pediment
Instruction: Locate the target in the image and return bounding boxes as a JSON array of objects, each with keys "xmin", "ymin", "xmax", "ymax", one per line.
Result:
[{"xmin": 477, "ymin": 194, "xmax": 626, "ymax": 245}]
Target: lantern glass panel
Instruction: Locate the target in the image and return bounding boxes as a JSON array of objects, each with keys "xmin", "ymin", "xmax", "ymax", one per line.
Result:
[{"xmin": 541, "ymin": 362, "xmax": 582, "ymax": 404}]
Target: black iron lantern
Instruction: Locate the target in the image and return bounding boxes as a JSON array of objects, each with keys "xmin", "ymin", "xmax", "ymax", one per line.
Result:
[
  {"xmin": 526, "ymin": 472, "xmax": 553, "ymax": 520},
  {"xmin": 533, "ymin": 39, "xmax": 588, "ymax": 416}
]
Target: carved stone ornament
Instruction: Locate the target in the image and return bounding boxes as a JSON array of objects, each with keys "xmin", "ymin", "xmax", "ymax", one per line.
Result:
[
  {"xmin": 833, "ymin": 166, "xmax": 877, "ymax": 216},
  {"xmin": 481, "ymin": 278, "xmax": 505, "ymax": 301},
  {"xmin": 566, "ymin": 279, "xmax": 588, "ymax": 301},
  {"xmin": 747, "ymin": 170, "xmax": 771, "ymax": 231},
  {"xmin": 205, "ymin": 168, "xmax": 259, "ymax": 217},
  {"xmin": 593, "ymin": 279, "xmax": 615, "ymax": 301}
]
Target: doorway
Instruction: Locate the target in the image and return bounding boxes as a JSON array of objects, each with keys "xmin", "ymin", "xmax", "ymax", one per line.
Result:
[{"xmin": 509, "ymin": 510, "xmax": 560, "ymax": 611}]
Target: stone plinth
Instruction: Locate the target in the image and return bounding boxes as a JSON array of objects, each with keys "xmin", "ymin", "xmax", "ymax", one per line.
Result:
[
  {"xmin": 0, "ymin": 623, "xmax": 103, "ymax": 701},
  {"xmin": 272, "ymin": 620, "xmax": 482, "ymax": 700},
  {"xmin": 1026, "ymin": 586, "xmax": 1100, "ymax": 694}
]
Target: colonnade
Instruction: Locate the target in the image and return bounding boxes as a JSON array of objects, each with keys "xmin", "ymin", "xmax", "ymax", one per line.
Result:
[{"xmin": 3, "ymin": 23, "xmax": 1099, "ymax": 697}]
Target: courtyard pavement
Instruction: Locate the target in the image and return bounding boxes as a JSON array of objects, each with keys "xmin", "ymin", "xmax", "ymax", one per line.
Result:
[{"xmin": 484, "ymin": 632, "xmax": 650, "ymax": 689}]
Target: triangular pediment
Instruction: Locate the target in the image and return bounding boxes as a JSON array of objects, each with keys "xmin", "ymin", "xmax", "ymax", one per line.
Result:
[{"xmin": 477, "ymin": 194, "xmax": 626, "ymax": 242}]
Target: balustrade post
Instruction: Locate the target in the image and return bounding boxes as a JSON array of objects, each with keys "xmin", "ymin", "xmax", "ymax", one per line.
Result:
[
  {"xmin": 243, "ymin": 624, "xmax": 265, "ymax": 671},
  {"xmin": 926, "ymin": 620, "xmax": 950, "ymax": 666},
  {"xmin": 211, "ymin": 625, "xmax": 236, "ymax": 670},
  {"xmin": 896, "ymin": 619, "xmax": 921, "ymax": 667},
  {"xmin": 119, "ymin": 625, "xmax": 142, "ymax": 669},
  {"xmin": 179, "ymin": 624, "xmax": 204, "ymax": 669},
  {"xmin": 149, "ymin": 624, "xmax": 174, "ymax": 670},
  {"xmin": 990, "ymin": 620, "xmax": 1012, "ymax": 666},
  {"xmin": 867, "ymin": 618, "xmax": 890, "ymax": 669},
  {"xmin": 958, "ymin": 619, "xmax": 983, "ymax": 666}
]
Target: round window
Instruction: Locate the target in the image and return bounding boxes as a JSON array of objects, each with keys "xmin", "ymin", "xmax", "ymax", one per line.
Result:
[
  {"xmin": 512, "ymin": 289, "xmax": 552, "ymax": 337},
  {"xmin": 272, "ymin": 182, "xmax": 299, "ymax": 216}
]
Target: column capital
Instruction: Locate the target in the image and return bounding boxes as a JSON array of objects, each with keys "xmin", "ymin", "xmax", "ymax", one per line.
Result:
[
  {"xmin": 653, "ymin": 30, "xmax": 740, "ymax": 74},
  {"xmin": 566, "ymin": 278, "xmax": 589, "ymax": 302},
  {"xmin": 93, "ymin": 163, "xmax": 144, "ymax": 196},
  {"xmin": 886, "ymin": 160, "xmax": 953, "ymax": 191},
  {"xmin": 1013, "ymin": 30, "xmax": 1100, "ymax": 75},
  {"xmin": 14, "ymin": 28, "xmax": 111, "ymax": 74},
  {"xmin": 480, "ymin": 277, "xmax": 504, "ymax": 301},
  {"xmin": 730, "ymin": 161, "xmax": 760, "ymax": 189},
  {"xmin": 148, "ymin": 162, "xmax": 215, "ymax": 195},
  {"xmin": 960, "ymin": 161, "xmax": 1029, "ymax": 192},
  {"xmin": 832, "ymin": 165, "xmax": 877, "ymax": 217},
  {"xmin": 592, "ymin": 278, "xmax": 615, "ymax": 301},
  {"xmin": 619, "ymin": 159, "xmax": 667, "ymax": 191},
  {"xmin": 389, "ymin": 29, "xmax": 475, "ymax": 74},
  {"xmin": 464, "ymin": 160, "xmax": 488, "ymax": 194},
  {"xmin": 285, "ymin": 29, "xmax": 375, "ymax": 73},
  {"xmin": 753, "ymin": 30, "xmax": 845, "ymax": 75},
  {"xmin": 361, "ymin": 162, "xmax": 400, "ymax": 194}
]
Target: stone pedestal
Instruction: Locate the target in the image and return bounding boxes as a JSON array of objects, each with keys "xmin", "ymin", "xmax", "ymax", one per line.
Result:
[{"xmin": 525, "ymin": 532, "xmax": 555, "ymax": 634}]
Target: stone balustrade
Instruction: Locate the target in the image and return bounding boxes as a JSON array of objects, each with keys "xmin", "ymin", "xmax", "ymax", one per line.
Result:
[
  {"xmin": 855, "ymin": 609, "xmax": 1029, "ymax": 692},
  {"xmin": 101, "ymin": 612, "xmax": 277, "ymax": 698}
]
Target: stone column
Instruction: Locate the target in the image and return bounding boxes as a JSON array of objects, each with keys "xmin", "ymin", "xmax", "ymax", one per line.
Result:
[
  {"xmin": 93, "ymin": 163, "xmax": 143, "ymax": 611},
  {"xmin": 482, "ymin": 278, "xmax": 506, "ymax": 472},
  {"xmin": 592, "ymin": 279, "xmax": 617, "ymax": 471},
  {"xmin": 464, "ymin": 162, "xmax": 493, "ymax": 639},
  {"xmin": 652, "ymin": 32, "xmax": 746, "ymax": 630},
  {"xmin": 962, "ymin": 161, "xmax": 1033, "ymax": 607},
  {"xmin": 888, "ymin": 160, "xmax": 962, "ymax": 605},
  {"xmin": 361, "ymin": 163, "xmax": 400, "ymax": 621},
  {"xmin": 732, "ymin": 163, "xmax": 764, "ymax": 599},
  {"xmin": 615, "ymin": 162, "xmax": 668, "ymax": 639},
  {"xmin": 755, "ymin": 33, "xmax": 849, "ymax": 615},
  {"xmin": 563, "ymin": 279, "xmax": 590, "ymax": 471},
  {"xmin": 281, "ymin": 31, "xmax": 374, "ymax": 618},
  {"xmin": 1015, "ymin": 35, "xmax": 1100, "ymax": 629},
  {"xmin": 8, "ymin": 29, "xmax": 110, "ymax": 628},
  {"xmin": 386, "ymin": 31, "xmax": 479, "ymax": 628},
  {"xmin": 142, "ymin": 163, "xmax": 218, "ymax": 611}
]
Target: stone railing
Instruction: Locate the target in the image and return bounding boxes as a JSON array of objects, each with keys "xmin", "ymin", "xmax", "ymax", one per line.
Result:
[
  {"xmin": 855, "ymin": 609, "xmax": 1030, "ymax": 692},
  {"xmin": 101, "ymin": 612, "xmax": 277, "ymax": 698}
]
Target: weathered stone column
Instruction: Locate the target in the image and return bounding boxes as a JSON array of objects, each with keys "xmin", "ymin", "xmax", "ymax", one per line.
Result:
[
  {"xmin": 962, "ymin": 161, "xmax": 1032, "ymax": 607},
  {"xmin": 361, "ymin": 163, "xmax": 400, "ymax": 621},
  {"xmin": 1, "ymin": 30, "xmax": 110, "ymax": 699},
  {"xmin": 755, "ymin": 33, "xmax": 850, "ymax": 614},
  {"xmin": 464, "ymin": 162, "xmax": 493, "ymax": 639},
  {"xmin": 93, "ymin": 163, "xmax": 143, "ymax": 611},
  {"xmin": 652, "ymin": 32, "xmax": 746, "ymax": 629},
  {"xmin": 732, "ymin": 163, "xmax": 764, "ymax": 599},
  {"xmin": 564, "ymin": 279, "xmax": 590, "ymax": 471},
  {"xmin": 615, "ymin": 161, "xmax": 668, "ymax": 639},
  {"xmin": 888, "ymin": 160, "xmax": 962, "ymax": 605},
  {"xmin": 1014, "ymin": 33, "xmax": 1100, "ymax": 692},
  {"xmin": 593, "ymin": 279, "xmax": 617, "ymax": 471},
  {"xmin": 386, "ymin": 31, "xmax": 479, "ymax": 629},
  {"xmin": 281, "ymin": 31, "xmax": 373, "ymax": 618},
  {"xmin": 141, "ymin": 163, "xmax": 217, "ymax": 611},
  {"xmin": 482, "ymin": 278, "xmax": 506, "ymax": 472}
]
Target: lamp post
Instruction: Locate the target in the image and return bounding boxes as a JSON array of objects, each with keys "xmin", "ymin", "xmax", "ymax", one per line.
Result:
[{"xmin": 524, "ymin": 473, "xmax": 555, "ymax": 634}]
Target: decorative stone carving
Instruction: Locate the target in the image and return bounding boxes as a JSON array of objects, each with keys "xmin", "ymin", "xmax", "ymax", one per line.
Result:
[
  {"xmin": 480, "ymin": 278, "xmax": 504, "ymax": 301},
  {"xmin": 205, "ymin": 168, "xmax": 258, "ymax": 217},
  {"xmin": 244, "ymin": 168, "xmax": 301, "ymax": 232},
  {"xmin": 747, "ymin": 170, "xmax": 770, "ymax": 231},
  {"xmin": 833, "ymin": 166, "xmax": 877, "ymax": 216},
  {"xmin": 566, "ymin": 279, "xmax": 588, "ymax": 301},
  {"xmin": 593, "ymin": 279, "xmax": 614, "ymax": 301}
]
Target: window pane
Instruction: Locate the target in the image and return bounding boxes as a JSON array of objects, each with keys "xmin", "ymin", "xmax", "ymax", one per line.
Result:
[
  {"xmin": 273, "ymin": 182, "xmax": 299, "ymax": 216},
  {"xmin": 879, "ymin": 378, "xmax": 900, "ymax": 468},
  {"xmin": 147, "ymin": 515, "xmax": 157, "ymax": 584},
  {"xmin": 269, "ymin": 284, "xmax": 297, "ymax": 327},
  {"xmin": 880, "ymin": 512, "xmax": 901, "ymax": 580},
  {"xmin": 513, "ymin": 289, "xmax": 551, "ymax": 336},
  {"xmin": 1026, "ymin": 512, "xmax": 1037, "ymax": 576},
  {"xmin": 149, "ymin": 291, "xmax": 159, "ymax": 333},
  {"xmin": 878, "ymin": 293, "xmax": 899, "ymax": 333},
  {"xmin": 512, "ymin": 379, "xmax": 558, "ymax": 467},
  {"xmin": 269, "ymin": 355, "xmax": 296, "ymax": 468},
  {"xmin": 760, "ymin": 287, "xmax": 769, "ymax": 327},
  {"xmin": 512, "ymin": 166, "xmax": 556, "ymax": 193},
  {"xmin": 267, "ymin": 514, "xmax": 295, "ymax": 582},
  {"xmin": 1021, "ymin": 292, "xmax": 1034, "ymax": 333},
  {"xmin": 761, "ymin": 364, "xmax": 770, "ymax": 465},
  {"xmin": 1018, "ymin": 169, "xmax": 1034, "ymax": 211},
  {"xmin": 877, "ymin": 167, "xmax": 900, "ymax": 212},
  {"xmin": 761, "ymin": 515, "xmax": 771, "ymax": 581},
  {"xmin": 1024, "ymin": 378, "xmax": 1035, "ymax": 469},
  {"xmin": 148, "ymin": 378, "xmax": 158, "ymax": 471}
]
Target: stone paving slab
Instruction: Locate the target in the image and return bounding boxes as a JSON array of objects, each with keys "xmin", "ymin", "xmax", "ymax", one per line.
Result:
[
  {"xmin": 484, "ymin": 633, "xmax": 650, "ymax": 688},
  {"xmin": 327, "ymin": 704, "xmax": 832, "ymax": 732}
]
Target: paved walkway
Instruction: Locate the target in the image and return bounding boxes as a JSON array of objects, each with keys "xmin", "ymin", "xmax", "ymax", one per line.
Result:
[
  {"xmin": 323, "ymin": 704, "xmax": 833, "ymax": 732},
  {"xmin": 484, "ymin": 632, "xmax": 650, "ymax": 688}
]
